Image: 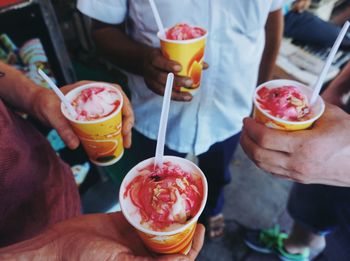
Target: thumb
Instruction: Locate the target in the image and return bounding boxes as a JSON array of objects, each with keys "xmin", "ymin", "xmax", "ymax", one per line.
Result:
[{"xmin": 187, "ymin": 223, "xmax": 205, "ymax": 260}]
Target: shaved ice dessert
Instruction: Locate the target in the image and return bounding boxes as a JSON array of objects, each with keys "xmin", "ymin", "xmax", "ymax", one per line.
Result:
[
  {"xmin": 253, "ymin": 79, "xmax": 325, "ymax": 131},
  {"xmin": 119, "ymin": 156, "xmax": 207, "ymax": 254},
  {"xmin": 71, "ymin": 86, "xmax": 121, "ymax": 121},
  {"xmin": 158, "ymin": 23, "xmax": 207, "ymax": 92},
  {"xmin": 123, "ymin": 161, "xmax": 204, "ymax": 231},
  {"xmin": 61, "ymin": 83, "xmax": 124, "ymax": 166},
  {"xmin": 257, "ymin": 85, "xmax": 310, "ymax": 121},
  {"xmin": 166, "ymin": 23, "xmax": 206, "ymax": 41}
]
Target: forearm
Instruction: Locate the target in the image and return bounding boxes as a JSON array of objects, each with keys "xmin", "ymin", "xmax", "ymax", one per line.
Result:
[
  {"xmin": 326, "ymin": 133, "xmax": 350, "ymax": 186},
  {"xmin": 322, "ymin": 62, "xmax": 350, "ymax": 102},
  {"xmin": 258, "ymin": 9, "xmax": 283, "ymax": 85},
  {"xmin": 291, "ymin": 0, "xmax": 311, "ymax": 12},
  {"xmin": 0, "ymin": 61, "xmax": 44, "ymax": 114},
  {"xmin": 91, "ymin": 21, "xmax": 153, "ymax": 75}
]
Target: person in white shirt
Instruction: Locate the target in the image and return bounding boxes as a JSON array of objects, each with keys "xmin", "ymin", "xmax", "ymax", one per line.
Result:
[{"xmin": 77, "ymin": 0, "xmax": 284, "ymax": 238}]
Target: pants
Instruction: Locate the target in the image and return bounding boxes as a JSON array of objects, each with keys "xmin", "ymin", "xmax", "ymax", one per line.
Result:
[
  {"xmin": 284, "ymin": 11, "xmax": 350, "ymax": 49},
  {"xmin": 288, "ymin": 183, "xmax": 350, "ymax": 258},
  {"xmin": 132, "ymin": 129, "xmax": 241, "ymax": 217},
  {"xmin": 288, "ymin": 183, "xmax": 350, "ymax": 235}
]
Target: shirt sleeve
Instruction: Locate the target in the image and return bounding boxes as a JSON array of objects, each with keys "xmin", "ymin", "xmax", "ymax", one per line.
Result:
[
  {"xmin": 77, "ymin": 0, "xmax": 127, "ymax": 24},
  {"xmin": 270, "ymin": 0, "xmax": 285, "ymax": 12}
]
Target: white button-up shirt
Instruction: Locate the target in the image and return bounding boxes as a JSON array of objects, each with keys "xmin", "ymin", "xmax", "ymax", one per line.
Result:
[{"xmin": 78, "ymin": 0, "xmax": 283, "ymax": 155}]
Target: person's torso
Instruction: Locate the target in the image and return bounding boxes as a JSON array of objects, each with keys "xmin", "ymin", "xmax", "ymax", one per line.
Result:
[
  {"xmin": 78, "ymin": 0, "xmax": 280, "ymax": 154},
  {"xmin": 125, "ymin": 0, "xmax": 275, "ymax": 154}
]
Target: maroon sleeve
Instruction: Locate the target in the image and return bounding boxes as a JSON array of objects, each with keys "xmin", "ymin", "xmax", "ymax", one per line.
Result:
[{"xmin": 0, "ymin": 101, "xmax": 81, "ymax": 247}]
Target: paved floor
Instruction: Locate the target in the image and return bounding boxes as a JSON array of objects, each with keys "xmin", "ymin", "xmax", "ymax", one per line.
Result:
[{"xmin": 197, "ymin": 145, "xmax": 293, "ymax": 261}]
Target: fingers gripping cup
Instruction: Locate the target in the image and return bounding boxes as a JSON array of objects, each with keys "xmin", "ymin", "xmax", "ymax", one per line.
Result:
[
  {"xmin": 253, "ymin": 79, "xmax": 325, "ymax": 130},
  {"xmin": 120, "ymin": 156, "xmax": 208, "ymax": 255},
  {"xmin": 158, "ymin": 23, "xmax": 208, "ymax": 93},
  {"xmin": 61, "ymin": 83, "xmax": 124, "ymax": 166}
]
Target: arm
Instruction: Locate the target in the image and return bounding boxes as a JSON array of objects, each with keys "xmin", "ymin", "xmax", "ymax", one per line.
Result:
[
  {"xmin": 0, "ymin": 61, "xmax": 43, "ymax": 115},
  {"xmin": 91, "ymin": 21, "xmax": 152, "ymax": 75},
  {"xmin": 0, "ymin": 62, "xmax": 134, "ymax": 148},
  {"xmin": 91, "ymin": 20, "xmax": 194, "ymax": 101},
  {"xmin": 240, "ymin": 103, "xmax": 350, "ymax": 186},
  {"xmin": 257, "ymin": 9, "xmax": 283, "ymax": 85},
  {"xmin": 321, "ymin": 61, "xmax": 350, "ymax": 109},
  {"xmin": 0, "ymin": 212, "xmax": 205, "ymax": 261},
  {"xmin": 291, "ymin": 0, "xmax": 311, "ymax": 13},
  {"xmin": 0, "ymin": 62, "xmax": 78, "ymax": 149}
]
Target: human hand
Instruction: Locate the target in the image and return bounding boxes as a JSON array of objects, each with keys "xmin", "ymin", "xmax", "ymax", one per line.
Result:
[
  {"xmin": 109, "ymin": 83, "xmax": 134, "ymax": 149},
  {"xmin": 291, "ymin": 0, "xmax": 311, "ymax": 13},
  {"xmin": 321, "ymin": 61, "xmax": 350, "ymax": 110},
  {"xmin": 321, "ymin": 85, "xmax": 345, "ymax": 109},
  {"xmin": 142, "ymin": 48, "xmax": 209, "ymax": 102},
  {"xmin": 0, "ymin": 212, "xmax": 205, "ymax": 260},
  {"xmin": 31, "ymin": 81, "xmax": 134, "ymax": 150},
  {"xmin": 240, "ymin": 103, "xmax": 350, "ymax": 186}
]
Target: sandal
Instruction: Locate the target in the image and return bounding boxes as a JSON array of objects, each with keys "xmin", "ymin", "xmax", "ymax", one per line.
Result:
[
  {"xmin": 244, "ymin": 225, "xmax": 311, "ymax": 261},
  {"xmin": 207, "ymin": 213, "xmax": 225, "ymax": 239}
]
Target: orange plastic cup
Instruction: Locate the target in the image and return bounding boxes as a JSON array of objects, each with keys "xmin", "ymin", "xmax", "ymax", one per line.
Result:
[
  {"xmin": 61, "ymin": 83, "xmax": 124, "ymax": 166},
  {"xmin": 158, "ymin": 27, "xmax": 208, "ymax": 93},
  {"xmin": 119, "ymin": 156, "xmax": 208, "ymax": 255},
  {"xmin": 253, "ymin": 79, "xmax": 325, "ymax": 130}
]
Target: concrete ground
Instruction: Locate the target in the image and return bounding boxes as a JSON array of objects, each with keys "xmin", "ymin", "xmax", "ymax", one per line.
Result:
[{"xmin": 197, "ymin": 145, "xmax": 293, "ymax": 261}]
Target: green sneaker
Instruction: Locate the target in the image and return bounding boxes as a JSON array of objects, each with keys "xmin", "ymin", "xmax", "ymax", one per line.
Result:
[{"xmin": 244, "ymin": 225, "xmax": 310, "ymax": 261}]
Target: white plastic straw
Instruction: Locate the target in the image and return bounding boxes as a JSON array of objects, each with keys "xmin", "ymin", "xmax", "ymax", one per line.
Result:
[
  {"xmin": 38, "ymin": 69, "xmax": 77, "ymax": 118},
  {"xmin": 148, "ymin": 0, "xmax": 165, "ymax": 36},
  {"xmin": 154, "ymin": 73, "xmax": 174, "ymax": 169},
  {"xmin": 310, "ymin": 21, "xmax": 350, "ymax": 105}
]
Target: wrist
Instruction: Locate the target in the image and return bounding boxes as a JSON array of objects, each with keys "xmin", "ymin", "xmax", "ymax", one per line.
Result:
[
  {"xmin": 140, "ymin": 46, "xmax": 156, "ymax": 75},
  {"xmin": 29, "ymin": 87, "xmax": 49, "ymax": 121}
]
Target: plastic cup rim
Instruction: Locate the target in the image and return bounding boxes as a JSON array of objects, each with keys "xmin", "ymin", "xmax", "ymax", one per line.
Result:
[
  {"xmin": 157, "ymin": 26, "xmax": 208, "ymax": 44},
  {"xmin": 253, "ymin": 79, "xmax": 325, "ymax": 125},
  {"xmin": 61, "ymin": 82, "xmax": 124, "ymax": 124},
  {"xmin": 119, "ymin": 155, "xmax": 208, "ymax": 236}
]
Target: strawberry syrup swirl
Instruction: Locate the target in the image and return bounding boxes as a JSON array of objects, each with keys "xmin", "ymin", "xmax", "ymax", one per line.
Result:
[
  {"xmin": 257, "ymin": 86, "xmax": 310, "ymax": 121},
  {"xmin": 124, "ymin": 162, "xmax": 203, "ymax": 231},
  {"xmin": 166, "ymin": 23, "xmax": 206, "ymax": 40}
]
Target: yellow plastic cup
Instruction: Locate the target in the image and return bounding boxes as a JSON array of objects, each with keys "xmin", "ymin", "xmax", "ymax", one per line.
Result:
[
  {"xmin": 253, "ymin": 79, "xmax": 325, "ymax": 130},
  {"xmin": 61, "ymin": 82, "xmax": 124, "ymax": 166},
  {"xmin": 119, "ymin": 156, "xmax": 208, "ymax": 255},
  {"xmin": 158, "ymin": 27, "xmax": 208, "ymax": 93}
]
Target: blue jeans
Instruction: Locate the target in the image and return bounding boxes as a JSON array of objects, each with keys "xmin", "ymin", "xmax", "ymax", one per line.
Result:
[
  {"xmin": 132, "ymin": 129, "xmax": 241, "ymax": 217},
  {"xmin": 284, "ymin": 11, "xmax": 350, "ymax": 49},
  {"xmin": 288, "ymin": 183, "xmax": 350, "ymax": 236}
]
